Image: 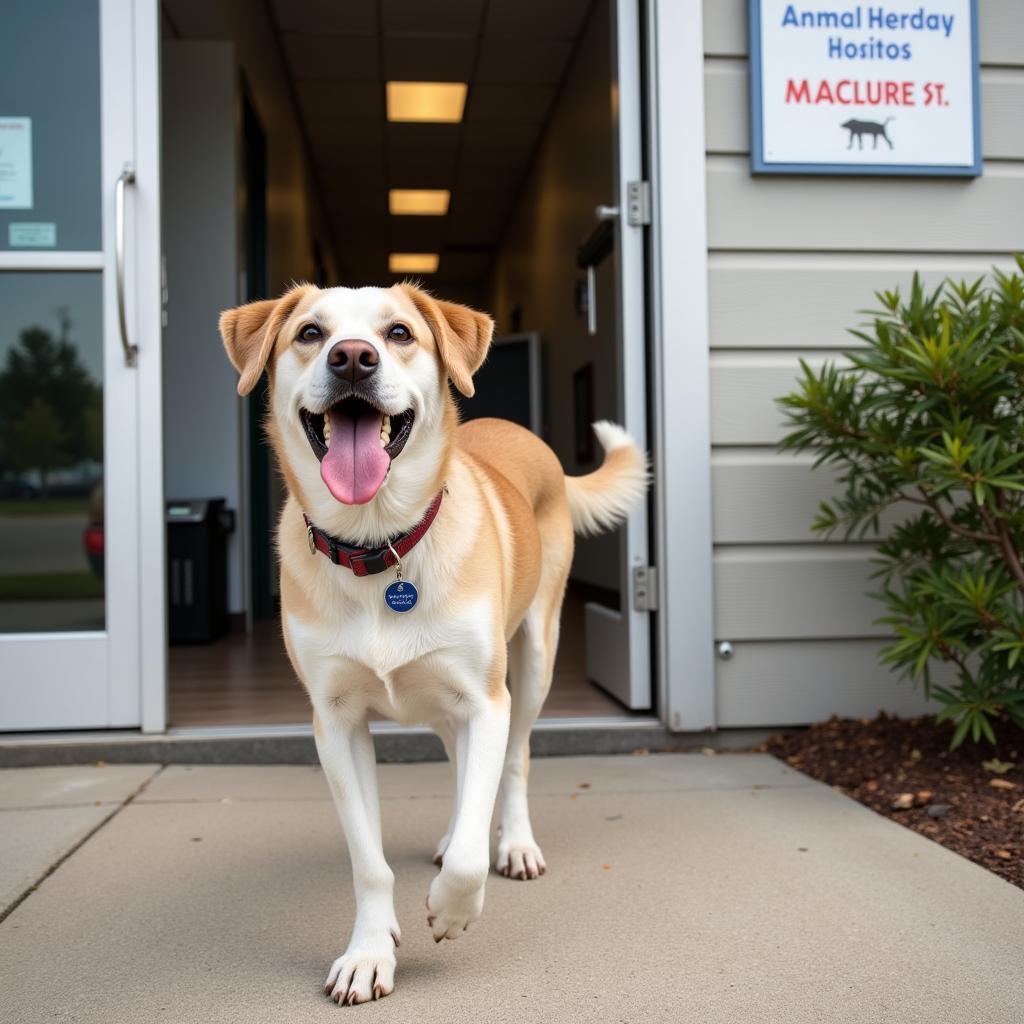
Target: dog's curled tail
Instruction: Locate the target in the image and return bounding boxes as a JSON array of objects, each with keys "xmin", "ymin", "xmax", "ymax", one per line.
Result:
[{"xmin": 565, "ymin": 421, "xmax": 649, "ymax": 537}]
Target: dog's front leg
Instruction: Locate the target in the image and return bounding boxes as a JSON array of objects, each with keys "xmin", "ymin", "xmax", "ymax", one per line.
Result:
[
  {"xmin": 314, "ymin": 711, "xmax": 400, "ymax": 1004},
  {"xmin": 426, "ymin": 690, "xmax": 510, "ymax": 941}
]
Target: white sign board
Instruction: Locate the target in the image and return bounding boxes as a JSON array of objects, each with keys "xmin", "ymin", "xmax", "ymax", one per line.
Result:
[
  {"xmin": 0, "ymin": 117, "xmax": 33, "ymax": 207},
  {"xmin": 749, "ymin": 1, "xmax": 981, "ymax": 175}
]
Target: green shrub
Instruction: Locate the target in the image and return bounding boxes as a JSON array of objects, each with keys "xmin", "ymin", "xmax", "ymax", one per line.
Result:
[{"xmin": 778, "ymin": 258, "xmax": 1024, "ymax": 747}]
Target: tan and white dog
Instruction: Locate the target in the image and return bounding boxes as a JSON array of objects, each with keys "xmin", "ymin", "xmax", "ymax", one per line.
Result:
[{"xmin": 219, "ymin": 283, "xmax": 646, "ymax": 1005}]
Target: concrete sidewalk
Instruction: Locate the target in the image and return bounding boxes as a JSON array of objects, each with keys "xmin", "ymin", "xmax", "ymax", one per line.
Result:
[{"xmin": 1, "ymin": 754, "xmax": 1021, "ymax": 1023}]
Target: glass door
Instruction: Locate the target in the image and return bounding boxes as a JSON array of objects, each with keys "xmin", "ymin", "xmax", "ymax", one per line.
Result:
[
  {"xmin": 0, "ymin": 0, "xmax": 163, "ymax": 730},
  {"xmin": 581, "ymin": 0, "xmax": 653, "ymax": 710}
]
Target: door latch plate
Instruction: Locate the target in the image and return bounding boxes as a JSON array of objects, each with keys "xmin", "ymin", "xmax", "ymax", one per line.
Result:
[{"xmin": 633, "ymin": 565, "xmax": 657, "ymax": 612}]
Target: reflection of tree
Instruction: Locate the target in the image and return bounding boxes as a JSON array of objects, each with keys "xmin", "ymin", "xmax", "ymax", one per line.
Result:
[{"xmin": 0, "ymin": 315, "xmax": 102, "ymax": 496}]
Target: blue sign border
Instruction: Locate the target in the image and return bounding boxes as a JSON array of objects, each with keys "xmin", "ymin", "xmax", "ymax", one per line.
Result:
[{"xmin": 748, "ymin": 0, "xmax": 982, "ymax": 177}]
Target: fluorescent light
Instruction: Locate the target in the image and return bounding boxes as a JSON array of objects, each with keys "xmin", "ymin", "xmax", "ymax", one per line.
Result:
[
  {"xmin": 389, "ymin": 189, "xmax": 451, "ymax": 216},
  {"xmin": 389, "ymin": 253, "xmax": 440, "ymax": 274},
  {"xmin": 386, "ymin": 81, "xmax": 467, "ymax": 123}
]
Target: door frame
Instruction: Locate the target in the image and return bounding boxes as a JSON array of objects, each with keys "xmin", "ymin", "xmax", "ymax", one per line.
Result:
[
  {"xmin": 645, "ymin": 0, "xmax": 716, "ymax": 731},
  {"xmin": 131, "ymin": 0, "xmax": 166, "ymax": 733},
  {"xmin": 0, "ymin": 0, "xmax": 163, "ymax": 732}
]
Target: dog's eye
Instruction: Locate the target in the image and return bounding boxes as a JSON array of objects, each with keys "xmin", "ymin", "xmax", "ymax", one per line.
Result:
[
  {"xmin": 387, "ymin": 323, "xmax": 411, "ymax": 344},
  {"xmin": 298, "ymin": 324, "xmax": 322, "ymax": 343}
]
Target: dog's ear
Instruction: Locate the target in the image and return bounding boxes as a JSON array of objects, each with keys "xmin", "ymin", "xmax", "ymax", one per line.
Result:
[
  {"xmin": 219, "ymin": 285, "xmax": 312, "ymax": 396},
  {"xmin": 399, "ymin": 284, "xmax": 493, "ymax": 398}
]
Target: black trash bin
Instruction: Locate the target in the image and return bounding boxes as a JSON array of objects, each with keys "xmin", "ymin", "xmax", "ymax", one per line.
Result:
[{"xmin": 167, "ymin": 498, "xmax": 235, "ymax": 644}]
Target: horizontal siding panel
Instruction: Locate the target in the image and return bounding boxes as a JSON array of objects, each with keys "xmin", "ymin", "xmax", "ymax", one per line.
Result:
[
  {"xmin": 707, "ymin": 155, "xmax": 1024, "ymax": 252},
  {"xmin": 712, "ymin": 452, "xmax": 911, "ymax": 544},
  {"xmin": 708, "ymin": 254, "xmax": 1020, "ymax": 349},
  {"xmin": 704, "ymin": 0, "xmax": 1024, "ymax": 65},
  {"xmin": 715, "ymin": 545, "xmax": 883, "ymax": 639},
  {"xmin": 716, "ymin": 639, "xmax": 938, "ymax": 727},
  {"xmin": 711, "ymin": 351, "xmax": 845, "ymax": 446},
  {"xmin": 705, "ymin": 61, "xmax": 1024, "ymax": 161},
  {"xmin": 713, "ymin": 453, "xmax": 825, "ymax": 544}
]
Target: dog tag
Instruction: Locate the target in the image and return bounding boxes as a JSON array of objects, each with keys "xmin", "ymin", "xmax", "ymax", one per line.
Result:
[
  {"xmin": 384, "ymin": 542, "xmax": 417, "ymax": 612},
  {"xmin": 384, "ymin": 577, "xmax": 418, "ymax": 613}
]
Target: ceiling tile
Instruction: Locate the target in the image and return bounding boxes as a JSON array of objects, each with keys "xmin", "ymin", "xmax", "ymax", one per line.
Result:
[
  {"xmin": 296, "ymin": 80, "xmax": 384, "ymax": 122},
  {"xmin": 283, "ymin": 33, "xmax": 380, "ymax": 80},
  {"xmin": 271, "ymin": 0, "xmax": 377, "ymax": 35},
  {"xmin": 436, "ymin": 251, "xmax": 493, "ymax": 281},
  {"xmin": 386, "ymin": 122, "xmax": 461, "ymax": 157},
  {"xmin": 387, "ymin": 165, "xmax": 453, "ymax": 189},
  {"xmin": 381, "ymin": 0, "xmax": 485, "ymax": 36},
  {"xmin": 475, "ymin": 36, "xmax": 574, "ymax": 85},
  {"xmin": 445, "ymin": 210, "xmax": 505, "ymax": 246},
  {"xmin": 307, "ymin": 118, "xmax": 387, "ymax": 152},
  {"xmin": 483, "ymin": 0, "xmax": 591, "ymax": 38},
  {"xmin": 381, "ymin": 35, "xmax": 476, "ymax": 82},
  {"xmin": 461, "ymin": 118, "xmax": 542, "ymax": 148},
  {"xmin": 465, "ymin": 84, "xmax": 555, "ymax": 122},
  {"xmin": 387, "ymin": 218, "xmax": 447, "ymax": 250}
]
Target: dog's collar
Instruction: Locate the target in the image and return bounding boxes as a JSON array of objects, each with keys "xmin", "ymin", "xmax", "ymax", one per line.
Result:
[{"xmin": 302, "ymin": 490, "xmax": 444, "ymax": 577}]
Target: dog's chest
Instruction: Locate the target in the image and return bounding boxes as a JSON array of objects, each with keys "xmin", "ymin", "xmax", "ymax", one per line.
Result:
[{"xmin": 286, "ymin": 584, "xmax": 494, "ymax": 723}]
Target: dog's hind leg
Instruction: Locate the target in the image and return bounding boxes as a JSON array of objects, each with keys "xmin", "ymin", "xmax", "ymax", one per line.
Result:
[
  {"xmin": 496, "ymin": 591, "xmax": 563, "ymax": 880},
  {"xmin": 315, "ymin": 710, "xmax": 401, "ymax": 1004}
]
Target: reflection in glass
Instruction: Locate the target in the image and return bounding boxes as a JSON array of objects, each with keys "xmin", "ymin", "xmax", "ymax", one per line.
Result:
[
  {"xmin": 0, "ymin": 1, "xmax": 101, "ymax": 251},
  {"xmin": 0, "ymin": 273, "xmax": 104, "ymax": 632}
]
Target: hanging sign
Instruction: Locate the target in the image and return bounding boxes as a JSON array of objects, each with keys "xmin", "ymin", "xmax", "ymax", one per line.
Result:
[
  {"xmin": 748, "ymin": 1, "xmax": 981, "ymax": 175},
  {"xmin": 0, "ymin": 118, "xmax": 33, "ymax": 208}
]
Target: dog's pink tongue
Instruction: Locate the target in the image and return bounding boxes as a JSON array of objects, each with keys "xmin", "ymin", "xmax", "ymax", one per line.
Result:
[{"xmin": 320, "ymin": 407, "xmax": 390, "ymax": 504}]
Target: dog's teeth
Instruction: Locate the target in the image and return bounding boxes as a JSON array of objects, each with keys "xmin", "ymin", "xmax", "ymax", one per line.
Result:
[{"xmin": 322, "ymin": 418, "xmax": 331, "ymax": 444}]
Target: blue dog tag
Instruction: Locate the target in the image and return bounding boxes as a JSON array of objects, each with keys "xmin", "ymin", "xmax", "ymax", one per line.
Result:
[{"xmin": 384, "ymin": 578, "xmax": 418, "ymax": 613}]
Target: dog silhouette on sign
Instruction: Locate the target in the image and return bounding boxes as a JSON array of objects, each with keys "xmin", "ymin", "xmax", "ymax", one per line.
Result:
[{"xmin": 841, "ymin": 117, "xmax": 894, "ymax": 150}]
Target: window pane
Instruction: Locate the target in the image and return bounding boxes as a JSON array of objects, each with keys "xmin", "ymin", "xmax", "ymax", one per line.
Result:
[
  {"xmin": 0, "ymin": 1, "xmax": 101, "ymax": 251},
  {"xmin": 0, "ymin": 273, "xmax": 104, "ymax": 632}
]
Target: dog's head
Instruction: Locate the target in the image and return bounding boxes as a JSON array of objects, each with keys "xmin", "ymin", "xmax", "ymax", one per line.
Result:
[{"xmin": 219, "ymin": 283, "xmax": 492, "ymax": 535}]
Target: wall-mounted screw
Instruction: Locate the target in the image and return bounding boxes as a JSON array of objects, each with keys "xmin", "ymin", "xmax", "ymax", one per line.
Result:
[{"xmin": 717, "ymin": 641, "xmax": 734, "ymax": 660}]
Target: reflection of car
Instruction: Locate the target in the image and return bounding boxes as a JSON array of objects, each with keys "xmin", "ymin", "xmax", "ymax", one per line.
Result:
[
  {"xmin": 0, "ymin": 477, "xmax": 40, "ymax": 500},
  {"xmin": 83, "ymin": 480, "xmax": 104, "ymax": 578}
]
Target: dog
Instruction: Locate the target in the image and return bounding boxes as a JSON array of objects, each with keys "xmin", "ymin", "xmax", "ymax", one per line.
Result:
[
  {"xmin": 841, "ymin": 117, "xmax": 894, "ymax": 150},
  {"xmin": 219, "ymin": 282, "xmax": 647, "ymax": 1004}
]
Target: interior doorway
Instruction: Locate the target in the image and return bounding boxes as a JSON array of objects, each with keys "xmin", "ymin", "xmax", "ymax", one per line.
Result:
[{"xmin": 160, "ymin": 0, "xmax": 652, "ymax": 728}]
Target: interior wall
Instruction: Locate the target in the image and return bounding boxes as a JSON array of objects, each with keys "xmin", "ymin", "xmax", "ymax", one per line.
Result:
[
  {"xmin": 486, "ymin": 0, "xmax": 620, "ymax": 591},
  {"xmin": 161, "ymin": 41, "xmax": 244, "ymax": 613},
  {"xmin": 161, "ymin": 1, "xmax": 339, "ymax": 617}
]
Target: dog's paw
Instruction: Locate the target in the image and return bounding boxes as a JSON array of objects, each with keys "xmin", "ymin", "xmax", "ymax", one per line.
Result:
[
  {"xmin": 323, "ymin": 931, "xmax": 399, "ymax": 1005},
  {"xmin": 425, "ymin": 869, "xmax": 485, "ymax": 941},
  {"xmin": 496, "ymin": 838, "xmax": 546, "ymax": 880}
]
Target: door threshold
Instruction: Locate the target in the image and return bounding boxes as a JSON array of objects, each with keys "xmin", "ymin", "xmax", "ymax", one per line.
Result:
[
  {"xmin": 0, "ymin": 715, "xmax": 714, "ymax": 766},
  {"xmin": 0, "ymin": 719, "xmax": 774, "ymax": 768}
]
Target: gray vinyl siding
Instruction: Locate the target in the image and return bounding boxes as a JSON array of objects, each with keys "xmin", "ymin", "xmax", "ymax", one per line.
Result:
[{"xmin": 701, "ymin": 0, "xmax": 1024, "ymax": 726}]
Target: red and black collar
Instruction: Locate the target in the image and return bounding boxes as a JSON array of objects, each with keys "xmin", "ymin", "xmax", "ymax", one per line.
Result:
[{"xmin": 303, "ymin": 490, "xmax": 443, "ymax": 577}]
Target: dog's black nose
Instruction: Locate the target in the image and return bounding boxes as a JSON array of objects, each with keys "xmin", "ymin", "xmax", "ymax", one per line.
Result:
[{"xmin": 328, "ymin": 339, "xmax": 379, "ymax": 383}]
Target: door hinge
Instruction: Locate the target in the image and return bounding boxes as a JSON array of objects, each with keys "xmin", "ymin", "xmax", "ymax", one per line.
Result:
[
  {"xmin": 626, "ymin": 180, "xmax": 651, "ymax": 227},
  {"xmin": 633, "ymin": 565, "xmax": 657, "ymax": 612}
]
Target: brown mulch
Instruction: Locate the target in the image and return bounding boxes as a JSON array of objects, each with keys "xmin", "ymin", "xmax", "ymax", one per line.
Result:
[{"xmin": 761, "ymin": 713, "xmax": 1024, "ymax": 889}]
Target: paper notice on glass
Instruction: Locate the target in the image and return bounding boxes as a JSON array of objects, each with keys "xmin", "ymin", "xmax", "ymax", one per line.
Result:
[{"xmin": 0, "ymin": 118, "xmax": 33, "ymax": 209}]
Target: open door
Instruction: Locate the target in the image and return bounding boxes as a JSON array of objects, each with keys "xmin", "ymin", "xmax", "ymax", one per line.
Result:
[
  {"xmin": 0, "ymin": 0, "xmax": 163, "ymax": 731},
  {"xmin": 580, "ymin": 0, "xmax": 652, "ymax": 711}
]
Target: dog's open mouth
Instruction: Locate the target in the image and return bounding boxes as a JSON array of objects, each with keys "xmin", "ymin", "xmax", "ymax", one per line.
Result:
[{"xmin": 300, "ymin": 397, "xmax": 415, "ymax": 505}]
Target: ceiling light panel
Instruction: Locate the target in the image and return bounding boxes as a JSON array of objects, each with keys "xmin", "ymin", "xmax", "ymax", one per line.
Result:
[
  {"xmin": 389, "ymin": 189, "xmax": 451, "ymax": 215},
  {"xmin": 386, "ymin": 81, "xmax": 467, "ymax": 123},
  {"xmin": 389, "ymin": 252, "xmax": 440, "ymax": 273}
]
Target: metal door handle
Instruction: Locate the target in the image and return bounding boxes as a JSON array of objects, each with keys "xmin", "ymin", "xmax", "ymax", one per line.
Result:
[
  {"xmin": 595, "ymin": 204, "xmax": 619, "ymax": 221},
  {"xmin": 586, "ymin": 265, "xmax": 597, "ymax": 336},
  {"xmin": 115, "ymin": 168, "xmax": 138, "ymax": 367}
]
